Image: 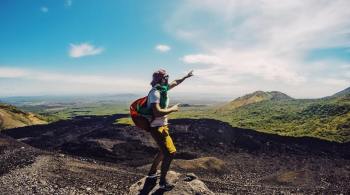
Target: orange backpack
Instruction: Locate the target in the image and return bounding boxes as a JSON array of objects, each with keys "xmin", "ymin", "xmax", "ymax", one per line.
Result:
[{"xmin": 130, "ymin": 96, "xmax": 153, "ymax": 131}]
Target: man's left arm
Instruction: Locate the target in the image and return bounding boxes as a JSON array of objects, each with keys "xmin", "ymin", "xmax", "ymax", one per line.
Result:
[{"xmin": 168, "ymin": 70, "xmax": 194, "ymax": 90}]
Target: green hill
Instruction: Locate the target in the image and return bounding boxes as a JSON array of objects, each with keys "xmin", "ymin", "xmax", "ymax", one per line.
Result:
[
  {"xmin": 0, "ymin": 103, "xmax": 47, "ymax": 130},
  {"xmin": 171, "ymin": 87, "xmax": 350, "ymax": 143},
  {"xmin": 332, "ymin": 87, "xmax": 350, "ymax": 97},
  {"xmin": 211, "ymin": 88, "xmax": 350, "ymax": 142},
  {"xmin": 218, "ymin": 91, "xmax": 293, "ymax": 110}
]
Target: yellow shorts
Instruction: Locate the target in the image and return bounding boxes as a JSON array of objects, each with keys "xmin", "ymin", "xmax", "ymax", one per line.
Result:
[{"xmin": 150, "ymin": 125, "xmax": 176, "ymax": 154}]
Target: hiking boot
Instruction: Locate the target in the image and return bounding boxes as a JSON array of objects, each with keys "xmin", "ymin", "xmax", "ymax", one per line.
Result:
[
  {"xmin": 146, "ymin": 172, "xmax": 160, "ymax": 179},
  {"xmin": 159, "ymin": 182, "xmax": 175, "ymax": 191}
]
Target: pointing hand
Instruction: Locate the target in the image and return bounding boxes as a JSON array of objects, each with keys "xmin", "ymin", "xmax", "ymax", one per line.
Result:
[{"xmin": 186, "ymin": 70, "xmax": 194, "ymax": 78}]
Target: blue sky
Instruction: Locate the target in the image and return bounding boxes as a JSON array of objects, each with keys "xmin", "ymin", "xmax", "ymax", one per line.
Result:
[
  {"xmin": 0, "ymin": 0, "xmax": 191, "ymax": 74},
  {"xmin": 0, "ymin": 0, "xmax": 349, "ymax": 98}
]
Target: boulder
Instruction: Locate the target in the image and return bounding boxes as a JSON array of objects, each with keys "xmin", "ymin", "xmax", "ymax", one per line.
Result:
[{"xmin": 129, "ymin": 171, "xmax": 214, "ymax": 195}]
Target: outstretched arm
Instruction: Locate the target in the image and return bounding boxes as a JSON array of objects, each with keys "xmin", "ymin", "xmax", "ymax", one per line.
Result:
[{"xmin": 169, "ymin": 70, "xmax": 194, "ymax": 90}]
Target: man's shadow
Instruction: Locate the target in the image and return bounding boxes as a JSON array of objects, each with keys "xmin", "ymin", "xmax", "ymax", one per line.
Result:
[{"xmin": 138, "ymin": 178, "xmax": 167, "ymax": 195}]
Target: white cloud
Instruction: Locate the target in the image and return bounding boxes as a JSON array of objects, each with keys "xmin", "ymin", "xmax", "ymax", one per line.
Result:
[
  {"xmin": 65, "ymin": 0, "xmax": 72, "ymax": 7},
  {"xmin": 41, "ymin": 6, "xmax": 48, "ymax": 13},
  {"xmin": 182, "ymin": 49, "xmax": 306, "ymax": 85},
  {"xmin": 155, "ymin": 44, "xmax": 171, "ymax": 52},
  {"xmin": 182, "ymin": 54, "xmax": 222, "ymax": 65},
  {"xmin": 69, "ymin": 43, "xmax": 104, "ymax": 58},
  {"xmin": 0, "ymin": 67, "xmax": 148, "ymax": 95},
  {"xmin": 0, "ymin": 67, "xmax": 27, "ymax": 78},
  {"xmin": 166, "ymin": 0, "xmax": 350, "ymax": 97},
  {"xmin": 346, "ymin": 71, "xmax": 350, "ymax": 77}
]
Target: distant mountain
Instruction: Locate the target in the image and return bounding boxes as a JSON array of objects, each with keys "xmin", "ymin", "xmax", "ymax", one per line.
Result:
[
  {"xmin": 0, "ymin": 103, "xmax": 47, "ymax": 130},
  {"xmin": 332, "ymin": 87, "xmax": 350, "ymax": 97},
  {"xmin": 219, "ymin": 91, "xmax": 293, "ymax": 110}
]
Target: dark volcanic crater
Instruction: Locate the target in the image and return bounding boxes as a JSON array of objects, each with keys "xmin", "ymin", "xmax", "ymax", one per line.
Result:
[{"xmin": 2, "ymin": 114, "xmax": 350, "ymax": 194}]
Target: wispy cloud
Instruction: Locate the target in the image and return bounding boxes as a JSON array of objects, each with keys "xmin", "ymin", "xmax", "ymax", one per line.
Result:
[
  {"xmin": 65, "ymin": 0, "xmax": 72, "ymax": 7},
  {"xmin": 69, "ymin": 43, "xmax": 104, "ymax": 58},
  {"xmin": 41, "ymin": 6, "xmax": 48, "ymax": 13},
  {"xmin": 166, "ymin": 0, "xmax": 350, "ymax": 97},
  {"xmin": 155, "ymin": 44, "xmax": 171, "ymax": 52}
]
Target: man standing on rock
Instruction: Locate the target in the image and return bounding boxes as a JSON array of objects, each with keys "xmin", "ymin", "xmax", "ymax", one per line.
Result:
[{"xmin": 146, "ymin": 69, "xmax": 193, "ymax": 191}]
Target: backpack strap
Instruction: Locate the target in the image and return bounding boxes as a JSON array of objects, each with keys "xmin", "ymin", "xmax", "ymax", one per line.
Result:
[{"xmin": 147, "ymin": 89, "xmax": 155, "ymax": 123}]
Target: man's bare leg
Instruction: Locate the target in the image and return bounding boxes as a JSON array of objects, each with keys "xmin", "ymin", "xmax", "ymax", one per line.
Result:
[
  {"xmin": 159, "ymin": 152, "xmax": 175, "ymax": 185},
  {"xmin": 148, "ymin": 151, "xmax": 163, "ymax": 175}
]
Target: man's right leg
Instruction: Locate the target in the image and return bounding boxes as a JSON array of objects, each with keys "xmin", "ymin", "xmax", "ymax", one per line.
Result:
[
  {"xmin": 148, "ymin": 151, "xmax": 163, "ymax": 176},
  {"xmin": 159, "ymin": 152, "xmax": 175, "ymax": 185},
  {"xmin": 158, "ymin": 125, "xmax": 176, "ymax": 189}
]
